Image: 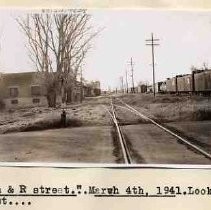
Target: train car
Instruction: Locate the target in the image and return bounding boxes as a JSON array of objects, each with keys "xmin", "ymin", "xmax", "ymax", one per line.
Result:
[
  {"xmin": 159, "ymin": 81, "xmax": 167, "ymax": 93},
  {"xmin": 177, "ymin": 74, "xmax": 193, "ymax": 93},
  {"xmin": 166, "ymin": 77, "xmax": 177, "ymax": 93},
  {"xmin": 194, "ymin": 70, "xmax": 211, "ymax": 94},
  {"xmin": 155, "ymin": 81, "xmax": 167, "ymax": 93},
  {"xmin": 147, "ymin": 85, "xmax": 153, "ymax": 93}
]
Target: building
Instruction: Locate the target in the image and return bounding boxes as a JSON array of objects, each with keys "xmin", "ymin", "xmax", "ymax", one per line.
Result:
[
  {"xmin": 137, "ymin": 84, "xmax": 147, "ymax": 93},
  {"xmin": 83, "ymin": 80, "xmax": 101, "ymax": 97},
  {"xmin": 0, "ymin": 72, "xmax": 48, "ymax": 108},
  {"xmin": 0, "ymin": 72, "xmax": 101, "ymax": 108}
]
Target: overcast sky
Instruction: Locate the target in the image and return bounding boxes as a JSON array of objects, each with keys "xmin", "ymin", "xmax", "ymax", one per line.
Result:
[{"xmin": 0, "ymin": 9, "xmax": 211, "ymax": 90}]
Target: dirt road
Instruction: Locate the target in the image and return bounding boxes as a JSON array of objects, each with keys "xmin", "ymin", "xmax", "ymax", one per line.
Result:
[
  {"xmin": 0, "ymin": 126, "xmax": 115, "ymax": 163},
  {"xmin": 0, "ymin": 119, "xmax": 210, "ymax": 164}
]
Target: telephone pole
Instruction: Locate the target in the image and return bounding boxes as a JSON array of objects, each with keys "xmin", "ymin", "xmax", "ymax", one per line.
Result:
[
  {"xmin": 146, "ymin": 33, "xmax": 160, "ymax": 98},
  {"xmin": 127, "ymin": 57, "xmax": 135, "ymax": 93},
  {"xmin": 120, "ymin": 76, "xmax": 124, "ymax": 93},
  {"xmin": 125, "ymin": 69, "xmax": 129, "ymax": 93}
]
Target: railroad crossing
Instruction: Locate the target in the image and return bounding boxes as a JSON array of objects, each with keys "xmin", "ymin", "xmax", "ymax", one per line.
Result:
[{"xmin": 0, "ymin": 95, "xmax": 210, "ymax": 165}]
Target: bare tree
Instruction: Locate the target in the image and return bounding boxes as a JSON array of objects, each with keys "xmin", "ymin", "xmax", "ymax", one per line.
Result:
[
  {"xmin": 202, "ymin": 62, "xmax": 209, "ymax": 71},
  {"xmin": 17, "ymin": 9, "xmax": 98, "ymax": 107},
  {"xmin": 191, "ymin": 65, "xmax": 197, "ymax": 72}
]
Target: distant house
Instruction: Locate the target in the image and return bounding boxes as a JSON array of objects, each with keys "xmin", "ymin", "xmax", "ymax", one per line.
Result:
[
  {"xmin": 83, "ymin": 80, "xmax": 101, "ymax": 97},
  {"xmin": 0, "ymin": 72, "xmax": 48, "ymax": 108},
  {"xmin": 137, "ymin": 84, "xmax": 147, "ymax": 93}
]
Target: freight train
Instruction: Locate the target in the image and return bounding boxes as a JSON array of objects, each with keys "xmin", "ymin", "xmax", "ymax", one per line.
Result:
[
  {"xmin": 164, "ymin": 69, "xmax": 211, "ymax": 95},
  {"xmin": 141, "ymin": 69, "xmax": 211, "ymax": 95},
  {"xmin": 126, "ymin": 69, "xmax": 211, "ymax": 95}
]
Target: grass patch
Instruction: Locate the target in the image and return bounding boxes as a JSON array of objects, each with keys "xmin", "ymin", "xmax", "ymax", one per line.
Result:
[{"xmin": 119, "ymin": 93, "xmax": 211, "ymax": 122}]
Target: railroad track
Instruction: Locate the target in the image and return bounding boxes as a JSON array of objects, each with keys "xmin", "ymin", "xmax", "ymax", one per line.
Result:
[
  {"xmin": 104, "ymin": 99, "xmax": 133, "ymax": 164},
  {"xmin": 105, "ymin": 96, "xmax": 211, "ymax": 164}
]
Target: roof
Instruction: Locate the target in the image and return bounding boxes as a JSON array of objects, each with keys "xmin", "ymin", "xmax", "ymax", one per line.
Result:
[
  {"xmin": 1, "ymin": 72, "xmax": 37, "ymax": 86},
  {"xmin": 1, "ymin": 71, "xmax": 36, "ymax": 75}
]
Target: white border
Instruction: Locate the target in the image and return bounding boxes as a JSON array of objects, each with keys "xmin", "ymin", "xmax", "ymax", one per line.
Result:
[{"xmin": 0, "ymin": 162, "xmax": 210, "ymax": 168}]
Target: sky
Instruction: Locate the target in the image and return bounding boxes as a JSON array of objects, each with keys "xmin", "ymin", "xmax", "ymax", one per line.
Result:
[{"xmin": 0, "ymin": 9, "xmax": 211, "ymax": 90}]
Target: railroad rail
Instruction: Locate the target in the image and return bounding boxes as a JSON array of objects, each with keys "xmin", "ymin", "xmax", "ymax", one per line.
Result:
[
  {"xmin": 113, "ymin": 97, "xmax": 211, "ymax": 161},
  {"xmin": 103, "ymin": 99, "xmax": 133, "ymax": 164}
]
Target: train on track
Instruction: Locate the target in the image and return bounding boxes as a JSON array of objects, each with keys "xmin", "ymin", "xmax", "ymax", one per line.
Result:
[
  {"xmin": 138, "ymin": 69, "xmax": 211, "ymax": 95},
  {"xmin": 165, "ymin": 69, "xmax": 211, "ymax": 95}
]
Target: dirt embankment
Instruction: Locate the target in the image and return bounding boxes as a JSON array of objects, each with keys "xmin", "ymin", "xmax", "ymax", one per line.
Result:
[
  {"xmin": 118, "ymin": 94, "xmax": 211, "ymax": 122},
  {"xmin": 0, "ymin": 96, "xmax": 111, "ymax": 134},
  {"xmin": 1, "ymin": 94, "xmax": 210, "ymax": 134}
]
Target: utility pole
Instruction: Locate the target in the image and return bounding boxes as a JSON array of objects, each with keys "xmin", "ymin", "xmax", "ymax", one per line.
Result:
[
  {"xmin": 146, "ymin": 33, "xmax": 160, "ymax": 98},
  {"xmin": 125, "ymin": 69, "xmax": 129, "ymax": 93},
  {"xmin": 108, "ymin": 86, "xmax": 111, "ymax": 94},
  {"xmin": 120, "ymin": 76, "xmax": 124, "ymax": 93},
  {"xmin": 127, "ymin": 57, "xmax": 135, "ymax": 93}
]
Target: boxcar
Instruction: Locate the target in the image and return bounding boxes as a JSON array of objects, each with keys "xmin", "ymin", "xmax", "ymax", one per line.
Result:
[
  {"xmin": 155, "ymin": 82, "xmax": 164, "ymax": 93},
  {"xmin": 166, "ymin": 77, "xmax": 177, "ymax": 93},
  {"xmin": 194, "ymin": 70, "xmax": 211, "ymax": 93},
  {"xmin": 159, "ymin": 81, "xmax": 167, "ymax": 93},
  {"xmin": 177, "ymin": 74, "xmax": 192, "ymax": 93}
]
